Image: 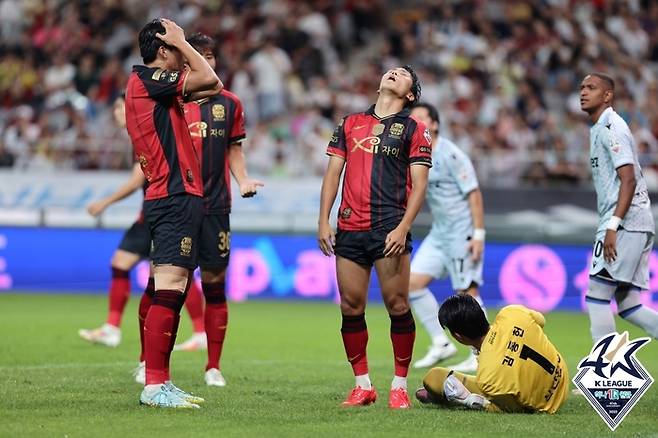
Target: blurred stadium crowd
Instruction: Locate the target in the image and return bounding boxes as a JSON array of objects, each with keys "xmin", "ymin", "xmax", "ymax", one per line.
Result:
[{"xmin": 1, "ymin": 0, "xmax": 658, "ymax": 188}]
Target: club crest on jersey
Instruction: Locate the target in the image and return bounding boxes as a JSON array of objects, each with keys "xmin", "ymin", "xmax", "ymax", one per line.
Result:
[
  {"xmin": 185, "ymin": 169, "xmax": 194, "ymax": 183},
  {"xmin": 611, "ymin": 143, "xmax": 621, "ymax": 154},
  {"xmin": 180, "ymin": 237, "xmax": 193, "ymax": 257},
  {"xmin": 573, "ymin": 331, "xmax": 653, "ymax": 431},
  {"xmin": 372, "ymin": 123, "xmax": 385, "ymax": 136},
  {"xmin": 212, "ymin": 104, "xmax": 225, "ymax": 121},
  {"xmin": 340, "ymin": 207, "xmax": 352, "ymax": 219},
  {"xmin": 389, "ymin": 123, "xmax": 404, "ymax": 137}
]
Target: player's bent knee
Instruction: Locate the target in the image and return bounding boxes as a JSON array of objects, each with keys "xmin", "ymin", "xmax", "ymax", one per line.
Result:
[
  {"xmin": 423, "ymin": 367, "xmax": 451, "ymax": 400},
  {"xmin": 111, "ymin": 250, "xmax": 140, "ymax": 271},
  {"xmin": 409, "ymin": 273, "xmax": 432, "ymax": 292},
  {"xmin": 200, "ymin": 267, "xmax": 226, "ymax": 283}
]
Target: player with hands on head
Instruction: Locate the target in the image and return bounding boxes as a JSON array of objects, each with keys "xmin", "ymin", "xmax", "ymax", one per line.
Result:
[{"xmin": 125, "ymin": 18, "xmax": 220, "ymax": 409}]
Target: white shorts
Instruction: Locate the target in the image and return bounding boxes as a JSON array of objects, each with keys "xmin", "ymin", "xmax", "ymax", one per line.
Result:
[
  {"xmin": 589, "ymin": 228, "xmax": 654, "ymax": 290},
  {"xmin": 410, "ymin": 232, "xmax": 483, "ymax": 291}
]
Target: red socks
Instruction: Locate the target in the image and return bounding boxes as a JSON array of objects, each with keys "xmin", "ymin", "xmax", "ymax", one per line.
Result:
[
  {"xmin": 389, "ymin": 310, "xmax": 415, "ymax": 377},
  {"xmin": 185, "ymin": 280, "xmax": 205, "ymax": 333},
  {"xmin": 341, "ymin": 313, "xmax": 369, "ymax": 375},
  {"xmin": 107, "ymin": 267, "xmax": 130, "ymax": 327},
  {"xmin": 144, "ymin": 290, "xmax": 186, "ymax": 385},
  {"xmin": 138, "ymin": 278, "xmax": 155, "ymax": 363},
  {"xmin": 203, "ymin": 281, "xmax": 228, "ymax": 371}
]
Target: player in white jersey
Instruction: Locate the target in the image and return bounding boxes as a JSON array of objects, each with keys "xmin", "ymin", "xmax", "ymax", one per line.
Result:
[
  {"xmin": 408, "ymin": 102, "xmax": 486, "ymax": 372},
  {"xmin": 580, "ymin": 73, "xmax": 658, "ymax": 342}
]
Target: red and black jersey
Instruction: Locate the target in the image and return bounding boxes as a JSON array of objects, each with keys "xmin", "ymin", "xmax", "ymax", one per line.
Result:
[
  {"xmin": 327, "ymin": 105, "xmax": 433, "ymax": 231},
  {"xmin": 125, "ymin": 65, "xmax": 203, "ymax": 201},
  {"xmin": 184, "ymin": 90, "xmax": 246, "ymax": 214}
]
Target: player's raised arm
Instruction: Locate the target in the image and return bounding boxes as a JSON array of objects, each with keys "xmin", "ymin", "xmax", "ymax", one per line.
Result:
[
  {"xmin": 156, "ymin": 19, "xmax": 221, "ymax": 94},
  {"xmin": 318, "ymin": 155, "xmax": 344, "ymax": 256},
  {"xmin": 87, "ymin": 163, "xmax": 146, "ymax": 217}
]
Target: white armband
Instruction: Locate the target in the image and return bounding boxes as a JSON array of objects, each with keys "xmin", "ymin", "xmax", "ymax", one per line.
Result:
[
  {"xmin": 607, "ymin": 216, "xmax": 622, "ymax": 231},
  {"xmin": 472, "ymin": 229, "xmax": 486, "ymax": 241}
]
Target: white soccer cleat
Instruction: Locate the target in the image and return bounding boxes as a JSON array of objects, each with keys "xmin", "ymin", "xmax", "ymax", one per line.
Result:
[
  {"xmin": 134, "ymin": 361, "xmax": 145, "ymax": 385},
  {"xmin": 204, "ymin": 368, "xmax": 226, "ymax": 387},
  {"xmin": 78, "ymin": 323, "xmax": 121, "ymax": 347},
  {"xmin": 413, "ymin": 342, "xmax": 458, "ymax": 368},
  {"xmin": 173, "ymin": 332, "xmax": 207, "ymax": 352},
  {"xmin": 449, "ymin": 352, "xmax": 479, "ymax": 374}
]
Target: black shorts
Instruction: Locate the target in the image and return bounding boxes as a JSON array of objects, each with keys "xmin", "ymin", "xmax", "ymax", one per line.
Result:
[
  {"xmin": 143, "ymin": 194, "xmax": 204, "ymax": 269},
  {"xmin": 334, "ymin": 225, "xmax": 412, "ymax": 267},
  {"xmin": 198, "ymin": 213, "xmax": 231, "ymax": 269},
  {"xmin": 117, "ymin": 220, "xmax": 151, "ymax": 259}
]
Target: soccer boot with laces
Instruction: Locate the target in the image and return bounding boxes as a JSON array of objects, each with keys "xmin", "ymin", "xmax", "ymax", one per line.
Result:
[{"xmin": 341, "ymin": 386, "xmax": 377, "ymax": 406}]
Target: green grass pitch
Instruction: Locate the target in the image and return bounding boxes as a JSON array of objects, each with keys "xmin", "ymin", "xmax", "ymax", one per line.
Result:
[{"xmin": 1, "ymin": 293, "xmax": 657, "ymax": 437}]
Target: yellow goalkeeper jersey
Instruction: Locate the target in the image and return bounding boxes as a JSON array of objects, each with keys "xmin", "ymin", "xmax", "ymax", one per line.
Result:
[{"xmin": 476, "ymin": 305, "xmax": 568, "ymax": 413}]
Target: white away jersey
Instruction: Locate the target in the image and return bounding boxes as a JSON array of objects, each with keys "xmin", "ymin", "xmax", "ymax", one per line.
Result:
[
  {"xmin": 426, "ymin": 137, "xmax": 479, "ymax": 241},
  {"xmin": 589, "ymin": 107, "xmax": 653, "ymax": 233}
]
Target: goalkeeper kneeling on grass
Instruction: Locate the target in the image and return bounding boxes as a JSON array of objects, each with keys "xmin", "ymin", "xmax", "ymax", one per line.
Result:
[{"xmin": 417, "ymin": 295, "xmax": 568, "ymax": 413}]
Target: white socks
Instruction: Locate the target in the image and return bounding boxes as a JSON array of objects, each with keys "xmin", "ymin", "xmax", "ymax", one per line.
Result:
[
  {"xmin": 391, "ymin": 375, "xmax": 407, "ymax": 390},
  {"xmin": 355, "ymin": 374, "xmax": 372, "ymax": 390},
  {"xmin": 410, "ymin": 288, "xmax": 449, "ymax": 346},
  {"xmin": 586, "ymin": 300, "xmax": 616, "ymax": 343}
]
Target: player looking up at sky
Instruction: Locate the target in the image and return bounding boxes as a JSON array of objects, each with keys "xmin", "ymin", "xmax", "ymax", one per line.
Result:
[
  {"xmin": 318, "ymin": 66, "xmax": 432, "ymax": 409},
  {"xmin": 125, "ymin": 18, "xmax": 220, "ymax": 409},
  {"xmin": 408, "ymin": 102, "xmax": 486, "ymax": 373},
  {"xmin": 417, "ymin": 294, "xmax": 568, "ymax": 413},
  {"xmin": 580, "ymin": 73, "xmax": 658, "ymax": 342},
  {"xmin": 180, "ymin": 32, "xmax": 263, "ymax": 387}
]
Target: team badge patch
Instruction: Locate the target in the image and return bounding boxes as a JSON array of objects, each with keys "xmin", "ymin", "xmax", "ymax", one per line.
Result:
[
  {"xmin": 389, "ymin": 123, "xmax": 404, "ymax": 137},
  {"xmin": 340, "ymin": 207, "xmax": 352, "ymax": 219},
  {"xmin": 573, "ymin": 332, "xmax": 653, "ymax": 431},
  {"xmin": 180, "ymin": 237, "xmax": 193, "ymax": 257},
  {"xmin": 212, "ymin": 104, "xmax": 225, "ymax": 121}
]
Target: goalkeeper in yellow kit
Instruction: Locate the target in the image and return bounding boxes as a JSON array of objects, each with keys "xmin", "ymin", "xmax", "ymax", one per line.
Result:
[{"xmin": 417, "ymin": 295, "xmax": 568, "ymax": 413}]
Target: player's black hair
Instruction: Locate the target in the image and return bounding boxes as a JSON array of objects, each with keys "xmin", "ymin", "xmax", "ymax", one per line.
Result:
[
  {"xmin": 402, "ymin": 65, "xmax": 421, "ymax": 107},
  {"xmin": 438, "ymin": 294, "xmax": 489, "ymax": 340},
  {"xmin": 187, "ymin": 32, "xmax": 216, "ymax": 54},
  {"xmin": 139, "ymin": 19, "xmax": 169, "ymax": 64},
  {"xmin": 412, "ymin": 102, "xmax": 439, "ymax": 125},
  {"xmin": 590, "ymin": 72, "xmax": 615, "ymax": 91}
]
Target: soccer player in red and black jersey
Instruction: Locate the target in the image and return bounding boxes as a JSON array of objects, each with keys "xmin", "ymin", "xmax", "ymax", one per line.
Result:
[
  {"xmin": 318, "ymin": 66, "xmax": 433, "ymax": 409},
  {"xmin": 125, "ymin": 18, "xmax": 220, "ymax": 409},
  {"xmin": 77, "ymin": 95, "xmax": 205, "ymax": 385},
  {"xmin": 180, "ymin": 33, "xmax": 263, "ymax": 387}
]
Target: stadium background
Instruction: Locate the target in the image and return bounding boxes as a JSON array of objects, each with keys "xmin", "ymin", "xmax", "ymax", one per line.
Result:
[
  {"xmin": 2, "ymin": 0, "xmax": 658, "ymax": 310},
  {"xmin": 1, "ymin": 1, "xmax": 658, "ymax": 436}
]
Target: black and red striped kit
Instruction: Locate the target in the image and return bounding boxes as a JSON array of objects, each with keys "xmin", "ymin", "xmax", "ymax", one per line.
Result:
[{"xmin": 327, "ymin": 105, "xmax": 433, "ymax": 232}]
